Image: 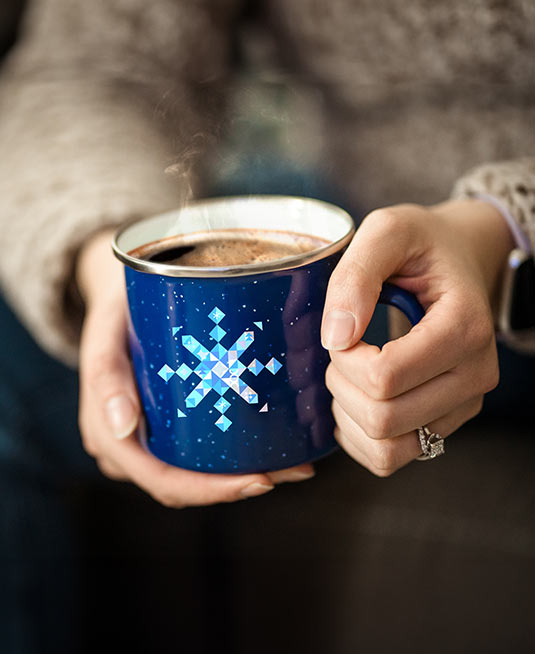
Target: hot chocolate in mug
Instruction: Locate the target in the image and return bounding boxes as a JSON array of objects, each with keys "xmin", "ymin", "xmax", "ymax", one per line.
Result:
[{"xmin": 113, "ymin": 196, "xmax": 424, "ymax": 473}]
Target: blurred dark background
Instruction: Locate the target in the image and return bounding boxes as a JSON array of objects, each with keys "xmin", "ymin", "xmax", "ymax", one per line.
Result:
[{"xmin": 1, "ymin": 2, "xmax": 534, "ymax": 654}]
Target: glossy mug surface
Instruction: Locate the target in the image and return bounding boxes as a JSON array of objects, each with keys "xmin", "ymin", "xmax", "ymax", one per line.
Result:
[{"xmin": 113, "ymin": 196, "xmax": 424, "ymax": 473}]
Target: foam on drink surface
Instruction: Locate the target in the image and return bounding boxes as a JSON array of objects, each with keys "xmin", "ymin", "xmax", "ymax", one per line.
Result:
[{"xmin": 130, "ymin": 229, "xmax": 329, "ymax": 267}]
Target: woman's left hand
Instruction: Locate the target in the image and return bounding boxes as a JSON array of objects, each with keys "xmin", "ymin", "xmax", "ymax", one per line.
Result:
[{"xmin": 321, "ymin": 199, "xmax": 514, "ymax": 476}]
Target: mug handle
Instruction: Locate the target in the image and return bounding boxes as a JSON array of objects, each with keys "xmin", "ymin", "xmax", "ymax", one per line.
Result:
[{"xmin": 378, "ymin": 283, "xmax": 425, "ymax": 325}]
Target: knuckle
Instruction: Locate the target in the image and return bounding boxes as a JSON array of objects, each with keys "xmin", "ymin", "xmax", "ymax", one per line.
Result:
[
  {"xmin": 96, "ymin": 459, "xmax": 123, "ymax": 481},
  {"xmin": 332, "ymin": 400, "xmax": 354, "ymax": 435},
  {"xmin": 153, "ymin": 489, "xmax": 184, "ymax": 509},
  {"xmin": 85, "ymin": 351, "xmax": 123, "ymax": 390},
  {"xmin": 365, "ymin": 401, "xmax": 395, "ymax": 440},
  {"xmin": 77, "ymin": 412, "xmax": 89, "ymax": 439},
  {"xmin": 369, "ymin": 441, "xmax": 398, "ymax": 476},
  {"xmin": 78, "ymin": 415, "xmax": 98, "ymax": 457},
  {"xmin": 371, "ymin": 466, "xmax": 395, "ymax": 479},
  {"xmin": 468, "ymin": 397, "xmax": 484, "ymax": 420},
  {"xmin": 483, "ymin": 359, "xmax": 500, "ymax": 393},
  {"xmin": 367, "ymin": 207, "xmax": 404, "ymax": 231},
  {"xmin": 328, "ymin": 258, "xmax": 351, "ymax": 287},
  {"xmin": 366, "ymin": 358, "xmax": 397, "ymax": 400},
  {"xmin": 95, "ymin": 459, "xmax": 108, "ymax": 477},
  {"xmin": 82, "ymin": 437, "xmax": 98, "ymax": 458},
  {"xmin": 475, "ymin": 329, "xmax": 495, "ymax": 355},
  {"xmin": 324, "ymin": 363, "xmax": 336, "ymax": 394},
  {"xmin": 366, "ymin": 205, "xmax": 422, "ymax": 237},
  {"xmin": 326, "ymin": 260, "xmax": 369, "ymax": 307},
  {"xmin": 464, "ymin": 306, "xmax": 495, "ymax": 350},
  {"xmin": 471, "ymin": 353, "xmax": 500, "ymax": 396}
]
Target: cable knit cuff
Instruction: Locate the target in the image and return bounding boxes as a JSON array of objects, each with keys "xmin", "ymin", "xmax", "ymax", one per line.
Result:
[
  {"xmin": 451, "ymin": 158, "xmax": 535, "ymax": 254},
  {"xmin": 451, "ymin": 158, "xmax": 535, "ymax": 355},
  {"xmin": 472, "ymin": 192, "xmax": 532, "ymax": 253}
]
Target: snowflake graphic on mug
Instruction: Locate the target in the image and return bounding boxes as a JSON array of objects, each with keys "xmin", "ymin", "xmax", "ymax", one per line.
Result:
[{"xmin": 157, "ymin": 307, "xmax": 283, "ymax": 431}]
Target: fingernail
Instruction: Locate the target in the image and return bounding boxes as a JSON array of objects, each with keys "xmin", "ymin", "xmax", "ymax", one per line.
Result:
[
  {"xmin": 321, "ymin": 310, "xmax": 356, "ymax": 350},
  {"xmin": 240, "ymin": 482, "xmax": 275, "ymax": 499},
  {"xmin": 270, "ymin": 469, "xmax": 316, "ymax": 483},
  {"xmin": 285, "ymin": 470, "xmax": 316, "ymax": 482},
  {"xmin": 105, "ymin": 395, "xmax": 137, "ymax": 439}
]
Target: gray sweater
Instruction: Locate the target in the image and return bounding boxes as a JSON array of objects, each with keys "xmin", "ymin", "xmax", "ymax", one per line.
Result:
[{"xmin": 0, "ymin": 0, "xmax": 533, "ymax": 364}]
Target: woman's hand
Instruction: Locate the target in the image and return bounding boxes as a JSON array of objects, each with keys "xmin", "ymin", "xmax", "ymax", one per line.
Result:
[
  {"xmin": 75, "ymin": 230, "xmax": 314, "ymax": 508},
  {"xmin": 321, "ymin": 199, "xmax": 514, "ymax": 476}
]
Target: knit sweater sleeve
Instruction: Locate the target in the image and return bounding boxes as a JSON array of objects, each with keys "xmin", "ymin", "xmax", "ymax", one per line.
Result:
[
  {"xmin": 451, "ymin": 158, "xmax": 535, "ymax": 253},
  {"xmin": 0, "ymin": 0, "xmax": 239, "ymax": 366},
  {"xmin": 451, "ymin": 157, "xmax": 535, "ymax": 354}
]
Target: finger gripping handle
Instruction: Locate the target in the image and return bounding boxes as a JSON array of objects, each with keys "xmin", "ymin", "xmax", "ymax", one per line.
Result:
[{"xmin": 378, "ymin": 283, "xmax": 425, "ymax": 326}]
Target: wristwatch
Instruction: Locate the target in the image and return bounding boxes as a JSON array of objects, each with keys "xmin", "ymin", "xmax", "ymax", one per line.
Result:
[{"xmin": 498, "ymin": 248, "xmax": 535, "ymax": 351}]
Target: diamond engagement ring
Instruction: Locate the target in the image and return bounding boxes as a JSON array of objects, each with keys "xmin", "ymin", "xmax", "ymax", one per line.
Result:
[{"xmin": 416, "ymin": 426, "xmax": 445, "ymax": 461}]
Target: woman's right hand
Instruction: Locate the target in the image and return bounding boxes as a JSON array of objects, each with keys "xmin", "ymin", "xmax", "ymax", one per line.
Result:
[
  {"xmin": 321, "ymin": 199, "xmax": 511, "ymax": 477},
  {"xmin": 75, "ymin": 230, "xmax": 315, "ymax": 508}
]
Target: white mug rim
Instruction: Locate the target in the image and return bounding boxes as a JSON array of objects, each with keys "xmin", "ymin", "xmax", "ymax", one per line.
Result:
[{"xmin": 112, "ymin": 195, "xmax": 355, "ymax": 278}]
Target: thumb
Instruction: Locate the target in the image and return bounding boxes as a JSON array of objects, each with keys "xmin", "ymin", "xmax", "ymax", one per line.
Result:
[{"xmin": 321, "ymin": 207, "xmax": 416, "ymax": 351}]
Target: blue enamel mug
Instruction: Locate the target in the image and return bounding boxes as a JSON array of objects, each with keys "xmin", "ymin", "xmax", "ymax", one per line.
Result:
[{"xmin": 113, "ymin": 196, "xmax": 424, "ymax": 474}]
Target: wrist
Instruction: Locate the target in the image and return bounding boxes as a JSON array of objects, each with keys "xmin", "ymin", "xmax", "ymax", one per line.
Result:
[
  {"xmin": 470, "ymin": 193, "xmax": 532, "ymax": 254},
  {"xmin": 430, "ymin": 198, "xmax": 515, "ymax": 317}
]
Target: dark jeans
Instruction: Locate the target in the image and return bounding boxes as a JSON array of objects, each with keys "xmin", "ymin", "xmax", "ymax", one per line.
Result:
[{"xmin": 2, "ymin": 287, "xmax": 535, "ymax": 654}]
